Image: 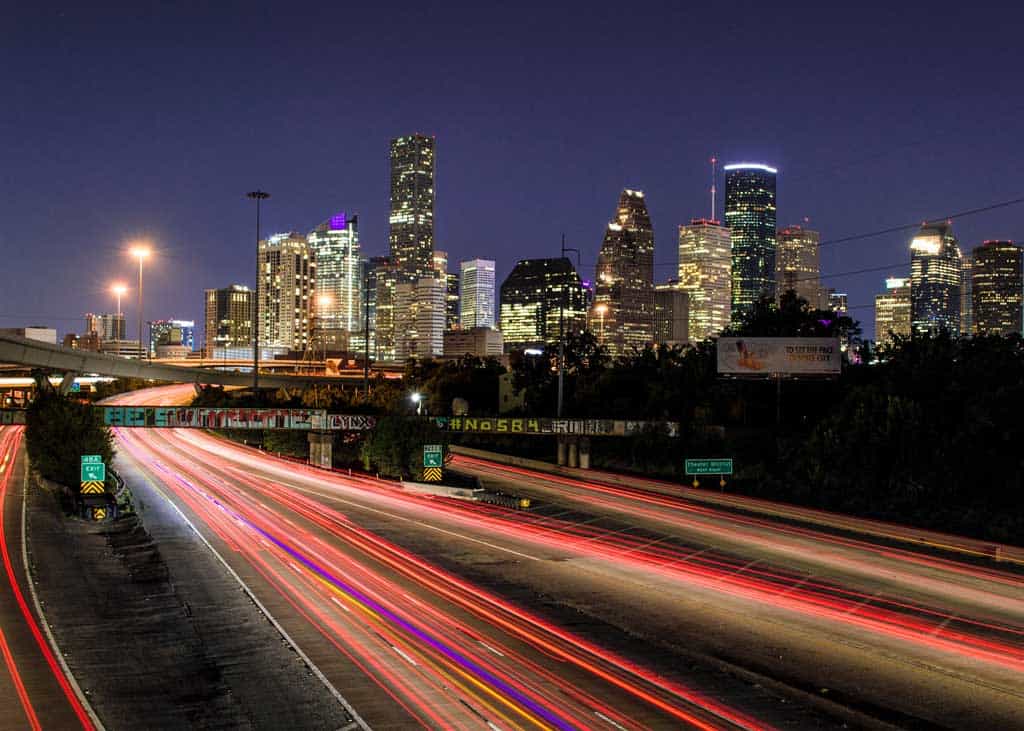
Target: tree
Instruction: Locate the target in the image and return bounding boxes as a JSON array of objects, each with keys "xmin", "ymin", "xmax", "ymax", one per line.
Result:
[
  {"xmin": 360, "ymin": 415, "xmax": 447, "ymax": 479},
  {"xmin": 26, "ymin": 390, "xmax": 115, "ymax": 488}
]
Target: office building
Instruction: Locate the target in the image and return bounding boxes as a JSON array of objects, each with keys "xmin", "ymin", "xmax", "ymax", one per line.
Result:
[
  {"xmin": 443, "ymin": 327, "xmax": 504, "ymax": 359},
  {"xmin": 961, "ymin": 256, "xmax": 973, "ymax": 337},
  {"xmin": 653, "ymin": 282, "xmax": 689, "ymax": 346},
  {"xmin": 395, "ymin": 277, "xmax": 446, "ymax": 360},
  {"xmin": 874, "ymin": 277, "xmax": 911, "ymax": 347},
  {"xmin": 0, "ymin": 327, "xmax": 57, "ymax": 345},
  {"xmin": 459, "ymin": 259, "xmax": 496, "ymax": 329},
  {"xmin": 776, "ymin": 224, "xmax": 823, "ymax": 306},
  {"xmin": 204, "ymin": 285, "xmax": 253, "ymax": 356},
  {"xmin": 971, "ymin": 240, "xmax": 1022, "ymax": 336},
  {"xmin": 592, "ymin": 189, "xmax": 655, "ymax": 355},
  {"xmin": 308, "ymin": 212, "xmax": 361, "ymax": 348},
  {"xmin": 828, "ymin": 290, "xmax": 848, "ymax": 314},
  {"xmin": 373, "ymin": 260, "xmax": 400, "ymax": 362},
  {"xmin": 725, "ymin": 163, "xmax": 777, "ymax": 322},
  {"xmin": 98, "ymin": 340, "xmax": 145, "ymax": 359},
  {"xmin": 85, "ymin": 313, "xmax": 126, "ymax": 342},
  {"xmin": 149, "ymin": 319, "xmax": 195, "ymax": 356},
  {"xmin": 432, "ymin": 250, "xmax": 460, "ymax": 329},
  {"xmin": 910, "ymin": 221, "xmax": 962, "ymax": 336},
  {"xmin": 678, "ymin": 218, "xmax": 731, "ymax": 341},
  {"xmin": 499, "ymin": 258, "xmax": 586, "ymax": 350},
  {"xmin": 390, "ymin": 134, "xmax": 435, "ymax": 283},
  {"xmin": 356, "ymin": 256, "xmax": 391, "ymax": 361},
  {"xmin": 258, "ymin": 232, "xmax": 316, "ymax": 351}
]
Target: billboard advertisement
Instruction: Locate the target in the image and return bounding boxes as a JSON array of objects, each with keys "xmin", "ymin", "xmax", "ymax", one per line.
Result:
[{"xmin": 717, "ymin": 337, "xmax": 841, "ymax": 376}]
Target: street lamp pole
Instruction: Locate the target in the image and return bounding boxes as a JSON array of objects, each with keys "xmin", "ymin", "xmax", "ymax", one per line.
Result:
[
  {"xmin": 363, "ymin": 266, "xmax": 371, "ymax": 399},
  {"xmin": 247, "ymin": 190, "xmax": 270, "ymax": 393},
  {"xmin": 558, "ymin": 236, "xmax": 581, "ymax": 418},
  {"xmin": 130, "ymin": 248, "xmax": 150, "ymax": 359}
]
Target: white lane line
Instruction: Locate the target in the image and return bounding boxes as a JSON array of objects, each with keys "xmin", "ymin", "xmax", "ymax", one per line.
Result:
[
  {"xmin": 391, "ymin": 645, "xmax": 418, "ymax": 666},
  {"xmin": 595, "ymin": 710, "xmax": 628, "ymax": 730},
  {"xmin": 478, "ymin": 641, "xmax": 505, "ymax": 657},
  {"xmin": 330, "ymin": 596, "xmax": 352, "ymax": 613}
]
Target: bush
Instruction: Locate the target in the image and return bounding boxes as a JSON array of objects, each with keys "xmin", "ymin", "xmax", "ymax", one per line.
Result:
[
  {"xmin": 360, "ymin": 415, "xmax": 447, "ymax": 479},
  {"xmin": 26, "ymin": 391, "xmax": 115, "ymax": 487}
]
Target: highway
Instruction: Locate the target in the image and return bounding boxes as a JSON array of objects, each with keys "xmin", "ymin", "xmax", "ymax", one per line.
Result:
[
  {"xmin": 102, "ymin": 385, "xmax": 1024, "ymax": 727},
  {"xmin": 0, "ymin": 426, "xmax": 95, "ymax": 730}
]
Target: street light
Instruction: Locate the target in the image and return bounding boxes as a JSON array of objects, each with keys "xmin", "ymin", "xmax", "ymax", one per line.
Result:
[
  {"xmin": 594, "ymin": 303, "xmax": 609, "ymax": 345},
  {"xmin": 316, "ymin": 294, "xmax": 333, "ymax": 364},
  {"xmin": 411, "ymin": 391, "xmax": 422, "ymax": 415},
  {"xmin": 130, "ymin": 246, "xmax": 150, "ymax": 359},
  {"xmin": 247, "ymin": 190, "xmax": 270, "ymax": 392},
  {"xmin": 110, "ymin": 283, "xmax": 127, "ymax": 317}
]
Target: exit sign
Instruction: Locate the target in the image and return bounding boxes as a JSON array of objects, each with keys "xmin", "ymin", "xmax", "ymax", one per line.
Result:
[{"xmin": 685, "ymin": 459, "xmax": 733, "ymax": 475}]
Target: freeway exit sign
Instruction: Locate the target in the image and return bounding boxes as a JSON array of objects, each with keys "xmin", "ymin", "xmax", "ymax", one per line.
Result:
[
  {"xmin": 423, "ymin": 444, "xmax": 443, "ymax": 468},
  {"xmin": 685, "ymin": 458, "xmax": 733, "ymax": 475},
  {"xmin": 81, "ymin": 455, "xmax": 106, "ymax": 483}
]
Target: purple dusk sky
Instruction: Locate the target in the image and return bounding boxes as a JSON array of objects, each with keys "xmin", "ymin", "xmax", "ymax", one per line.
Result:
[{"xmin": 3, "ymin": 3, "xmax": 1023, "ymax": 342}]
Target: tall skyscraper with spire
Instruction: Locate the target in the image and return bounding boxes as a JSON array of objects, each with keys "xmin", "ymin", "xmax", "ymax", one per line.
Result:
[
  {"xmin": 389, "ymin": 134, "xmax": 435, "ymax": 284},
  {"xmin": 725, "ymin": 163, "xmax": 777, "ymax": 323},
  {"xmin": 592, "ymin": 189, "xmax": 655, "ymax": 355},
  {"xmin": 910, "ymin": 221, "xmax": 962, "ymax": 337}
]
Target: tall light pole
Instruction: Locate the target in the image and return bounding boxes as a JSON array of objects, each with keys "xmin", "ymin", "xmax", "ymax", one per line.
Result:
[
  {"xmin": 130, "ymin": 247, "xmax": 150, "ymax": 359},
  {"xmin": 247, "ymin": 190, "xmax": 270, "ymax": 393},
  {"xmin": 111, "ymin": 282, "xmax": 127, "ymax": 321},
  {"xmin": 317, "ymin": 294, "xmax": 333, "ymax": 366},
  {"xmin": 558, "ymin": 236, "xmax": 580, "ymax": 418},
  {"xmin": 363, "ymin": 266, "xmax": 371, "ymax": 399},
  {"xmin": 595, "ymin": 303, "xmax": 608, "ymax": 345}
]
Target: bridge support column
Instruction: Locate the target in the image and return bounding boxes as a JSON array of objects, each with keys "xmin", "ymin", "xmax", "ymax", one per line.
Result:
[
  {"xmin": 556, "ymin": 437, "xmax": 566, "ymax": 466},
  {"xmin": 578, "ymin": 437, "xmax": 590, "ymax": 470},
  {"xmin": 308, "ymin": 431, "xmax": 333, "ymax": 469},
  {"xmin": 567, "ymin": 438, "xmax": 578, "ymax": 468}
]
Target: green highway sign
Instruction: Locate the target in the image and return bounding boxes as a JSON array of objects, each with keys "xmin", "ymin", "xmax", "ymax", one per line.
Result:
[
  {"xmin": 685, "ymin": 458, "xmax": 733, "ymax": 475},
  {"xmin": 423, "ymin": 444, "xmax": 443, "ymax": 468},
  {"xmin": 81, "ymin": 455, "xmax": 106, "ymax": 483},
  {"xmin": 70, "ymin": 382, "xmax": 81, "ymax": 392}
]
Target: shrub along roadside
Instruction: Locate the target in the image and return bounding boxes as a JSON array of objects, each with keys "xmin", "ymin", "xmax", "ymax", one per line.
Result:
[{"xmin": 26, "ymin": 390, "xmax": 115, "ymax": 488}]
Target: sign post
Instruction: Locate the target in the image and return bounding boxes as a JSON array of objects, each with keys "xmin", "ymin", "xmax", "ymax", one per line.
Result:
[
  {"xmin": 685, "ymin": 458, "xmax": 733, "ymax": 490},
  {"xmin": 80, "ymin": 454, "xmax": 106, "ymax": 494},
  {"xmin": 423, "ymin": 444, "xmax": 443, "ymax": 482}
]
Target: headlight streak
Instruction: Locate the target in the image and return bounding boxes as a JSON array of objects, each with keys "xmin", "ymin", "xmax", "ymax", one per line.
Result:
[{"xmin": 118, "ymin": 426, "xmax": 769, "ymax": 731}]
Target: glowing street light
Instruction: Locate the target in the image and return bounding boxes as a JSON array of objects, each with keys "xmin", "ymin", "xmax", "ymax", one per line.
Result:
[
  {"xmin": 594, "ymin": 303, "xmax": 609, "ymax": 345},
  {"xmin": 110, "ymin": 283, "xmax": 128, "ymax": 318},
  {"xmin": 129, "ymin": 245, "xmax": 151, "ymax": 359},
  {"xmin": 410, "ymin": 391, "xmax": 423, "ymax": 415},
  {"xmin": 316, "ymin": 294, "xmax": 333, "ymax": 362}
]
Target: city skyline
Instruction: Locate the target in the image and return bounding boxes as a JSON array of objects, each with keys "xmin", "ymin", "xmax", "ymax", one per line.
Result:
[{"xmin": 4, "ymin": 5, "xmax": 1024, "ymax": 343}]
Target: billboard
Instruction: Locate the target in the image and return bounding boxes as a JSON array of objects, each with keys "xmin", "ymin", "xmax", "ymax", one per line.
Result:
[
  {"xmin": 717, "ymin": 337, "xmax": 841, "ymax": 376},
  {"xmin": 435, "ymin": 417, "xmax": 679, "ymax": 438}
]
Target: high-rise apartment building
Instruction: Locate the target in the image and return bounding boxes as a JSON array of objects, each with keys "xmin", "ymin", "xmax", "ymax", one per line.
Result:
[
  {"xmin": 258, "ymin": 232, "xmax": 315, "ymax": 350},
  {"xmin": 308, "ymin": 212, "xmax": 361, "ymax": 347},
  {"xmin": 971, "ymin": 240, "xmax": 1022, "ymax": 336},
  {"xmin": 395, "ymin": 277, "xmax": 446, "ymax": 360},
  {"xmin": 678, "ymin": 218, "xmax": 731, "ymax": 341},
  {"xmin": 653, "ymin": 282, "xmax": 689, "ymax": 346},
  {"xmin": 85, "ymin": 313, "xmax": 126, "ymax": 342},
  {"xmin": 874, "ymin": 277, "xmax": 911, "ymax": 347},
  {"xmin": 725, "ymin": 163, "xmax": 777, "ymax": 322},
  {"xmin": 389, "ymin": 134, "xmax": 435, "ymax": 284},
  {"xmin": 910, "ymin": 221, "xmax": 962, "ymax": 337},
  {"xmin": 459, "ymin": 259, "xmax": 496, "ymax": 329},
  {"xmin": 499, "ymin": 258, "xmax": 586, "ymax": 351},
  {"xmin": 204, "ymin": 285, "xmax": 253, "ymax": 356},
  {"xmin": 776, "ymin": 224, "xmax": 823, "ymax": 306},
  {"xmin": 592, "ymin": 189, "xmax": 655, "ymax": 355}
]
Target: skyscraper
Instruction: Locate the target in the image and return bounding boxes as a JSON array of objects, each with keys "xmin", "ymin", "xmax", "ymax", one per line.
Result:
[
  {"xmin": 307, "ymin": 212, "xmax": 361, "ymax": 347},
  {"xmin": 678, "ymin": 218, "xmax": 731, "ymax": 341},
  {"xmin": 432, "ymin": 250, "xmax": 460, "ymax": 329},
  {"xmin": 85, "ymin": 313, "xmax": 126, "ymax": 342},
  {"xmin": 372, "ymin": 259, "xmax": 400, "ymax": 362},
  {"xmin": 910, "ymin": 221, "xmax": 962, "ymax": 337},
  {"xmin": 395, "ymin": 277, "xmax": 445, "ymax": 360},
  {"xmin": 258, "ymin": 232, "xmax": 315, "ymax": 350},
  {"xmin": 725, "ymin": 163, "xmax": 777, "ymax": 322},
  {"xmin": 874, "ymin": 277, "xmax": 911, "ymax": 347},
  {"xmin": 360, "ymin": 256, "xmax": 391, "ymax": 360},
  {"xmin": 592, "ymin": 189, "xmax": 655, "ymax": 355},
  {"xmin": 653, "ymin": 282, "xmax": 689, "ymax": 346},
  {"xmin": 499, "ymin": 258, "xmax": 586, "ymax": 351},
  {"xmin": 459, "ymin": 259, "xmax": 496, "ymax": 329},
  {"xmin": 204, "ymin": 285, "xmax": 253, "ymax": 356},
  {"xmin": 389, "ymin": 134, "xmax": 435, "ymax": 284},
  {"xmin": 961, "ymin": 257, "xmax": 973, "ymax": 337},
  {"xmin": 971, "ymin": 240, "xmax": 1022, "ymax": 336},
  {"xmin": 776, "ymin": 224, "xmax": 823, "ymax": 306}
]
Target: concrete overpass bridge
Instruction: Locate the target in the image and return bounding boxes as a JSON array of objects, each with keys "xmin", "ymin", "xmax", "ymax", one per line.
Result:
[{"xmin": 0, "ymin": 332, "xmax": 394, "ymax": 392}]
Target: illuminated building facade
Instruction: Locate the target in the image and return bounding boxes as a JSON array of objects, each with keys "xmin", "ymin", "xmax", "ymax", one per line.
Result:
[
  {"xmin": 874, "ymin": 277, "xmax": 911, "ymax": 347},
  {"xmin": 258, "ymin": 232, "xmax": 315, "ymax": 350},
  {"xmin": 85, "ymin": 313, "xmax": 126, "ymax": 342},
  {"xmin": 389, "ymin": 134, "xmax": 435, "ymax": 284},
  {"xmin": 395, "ymin": 277, "xmax": 446, "ymax": 360},
  {"xmin": 653, "ymin": 282, "xmax": 689, "ymax": 346},
  {"xmin": 204, "ymin": 285, "xmax": 253, "ymax": 356},
  {"xmin": 678, "ymin": 218, "xmax": 731, "ymax": 341},
  {"xmin": 499, "ymin": 258, "xmax": 586, "ymax": 350},
  {"xmin": 592, "ymin": 189, "xmax": 655, "ymax": 355},
  {"xmin": 971, "ymin": 240, "xmax": 1022, "ymax": 336},
  {"xmin": 148, "ymin": 319, "xmax": 194, "ymax": 356},
  {"xmin": 307, "ymin": 212, "xmax": 361, "ymax": 347},
  {"xmin": 725, "ymin": 163, "xmax": 777, "ymax": 322},
  {"xmin": 459, "ymin": 259, "xmax": 496, "ymax": 329},
  {"xmin": 776, "ymin": 224, "xmax": 823, "ymax": 306},
  {"xmin": 910, "ymin": 221, "xmax": 962, "ymax": 336},
  {"xmin": 432, "ymin": 250, "xmax": 460, "ymax": 329},
  {"xmin": 372, "ymin": 259, "xmax": 400, "ymax": 362}
]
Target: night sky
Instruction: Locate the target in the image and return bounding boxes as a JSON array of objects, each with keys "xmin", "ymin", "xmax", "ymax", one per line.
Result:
[{"xmin": 4, "ymin": 2, "xmax": 1023, "ymax": 342}]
